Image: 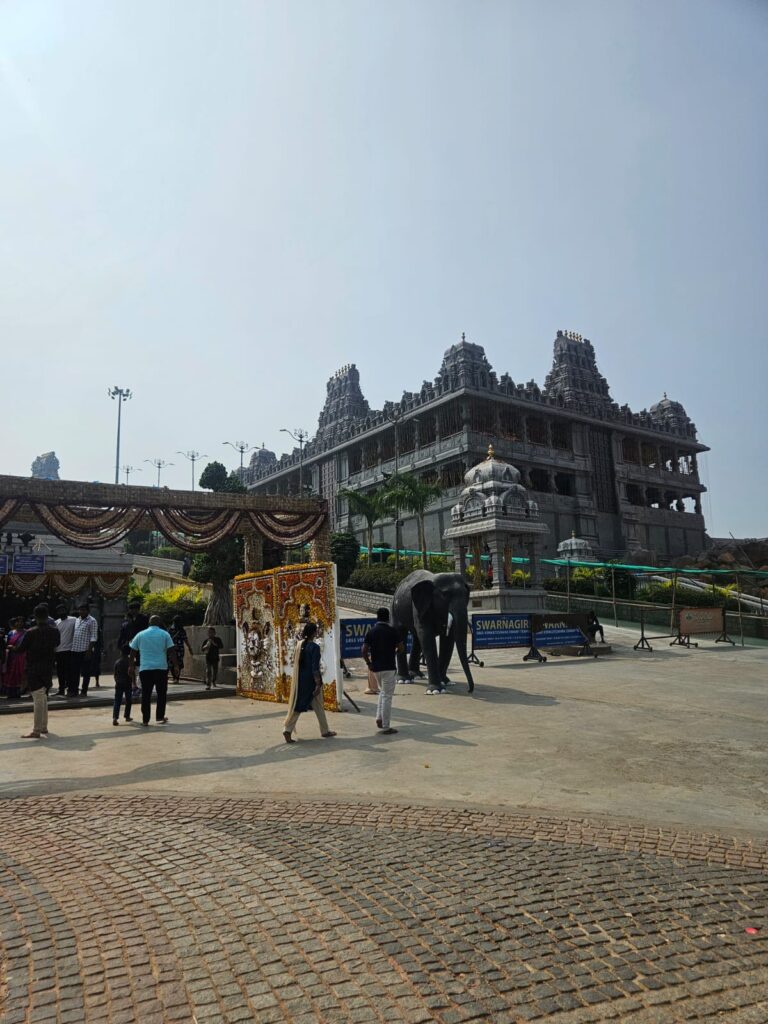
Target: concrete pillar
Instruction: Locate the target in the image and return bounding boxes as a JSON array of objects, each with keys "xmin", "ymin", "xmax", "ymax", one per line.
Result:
[{"xmin": 521, "ymin": 415, "xmax": 529, "ymax": 443}]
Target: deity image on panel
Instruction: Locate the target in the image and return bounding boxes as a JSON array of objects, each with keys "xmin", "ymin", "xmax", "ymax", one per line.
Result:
[{"xmin": 234, "ymin": 576, "xmax": 277, "ymax": 699}]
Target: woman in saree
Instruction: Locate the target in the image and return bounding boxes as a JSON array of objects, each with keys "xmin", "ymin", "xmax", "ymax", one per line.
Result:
[
  {"xmin": 2, "ymin": 617, "xmax": 28, "ymax": 699},
  {"xmin": 282, "ymin": 622, "xmax": 337, "ymax": 744}
]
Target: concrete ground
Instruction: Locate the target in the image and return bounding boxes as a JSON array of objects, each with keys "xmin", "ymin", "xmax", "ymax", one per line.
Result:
[
  {"xmin": 2, "ymin": 625, "xmax": 768, "ymax": 1024},
  {"xmin": 1, "ymin": 625, "xmax": 766, "ymax": 836}
]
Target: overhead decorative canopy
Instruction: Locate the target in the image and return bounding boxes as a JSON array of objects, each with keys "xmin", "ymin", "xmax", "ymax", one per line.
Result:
[{"xmin": 0, "ymin": 476, "xmax": 329, "ymax": 552}]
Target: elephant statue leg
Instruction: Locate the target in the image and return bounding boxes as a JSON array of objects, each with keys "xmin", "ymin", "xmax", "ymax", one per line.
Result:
[
  {"xmin": 408, "ymin": 633, "xmax": 424, "ymax": 678},
  {"xmin": 438, "ymin": 630, "xmax": 455, "ymax": 686}
]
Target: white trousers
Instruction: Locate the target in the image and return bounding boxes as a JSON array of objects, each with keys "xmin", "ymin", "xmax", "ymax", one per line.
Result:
[{"xmin": 375, "ymin": 670, "xmax": 397, "ymax": 728}]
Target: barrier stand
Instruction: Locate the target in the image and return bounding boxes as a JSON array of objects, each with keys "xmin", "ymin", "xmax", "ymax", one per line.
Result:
[
  {"xmin": 715, "ymin": 607, "xmax": 736, "ymax": 646},
  {"xmin": 633, "ymin": 609, "xmax": 677, "ymax": 652},
  {"xmin": 736, "ymin": 573, "xmax": 745, "ymax": 647},
  {"xmin": 522, "ymin": 644, "xmax": 546, "ymax": 663},
  {"xmin": 670, "ymin": 631, "xmax": 698, "ymax": 649}
]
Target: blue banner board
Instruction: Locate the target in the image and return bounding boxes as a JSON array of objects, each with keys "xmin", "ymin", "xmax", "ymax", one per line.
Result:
[
  {"xmin": 340, "ymin": 618, "xmax": 412, "ymax": 659},
  {"xmin": 471, "ymin": 614, "xmax": 531, "ymax": 650},
  {"xmin": 471, "ymin": 612, "xmax": 589, "ymax": 651},
  {"xmin": 12, "ymin": 553, "xmax": 46, "ymax": 574},
  {"xmin": 0, "ymin": 554, "xmax": 8, "ymax": 575},
  {"xmin": 533, "ymin": 625, "xmax": 588, "ymax": 647}
]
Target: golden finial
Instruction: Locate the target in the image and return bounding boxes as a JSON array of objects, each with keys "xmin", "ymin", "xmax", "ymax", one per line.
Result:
[{"xmin": 486, "ymin": 444, "xmax": 495, "ymax": 460}]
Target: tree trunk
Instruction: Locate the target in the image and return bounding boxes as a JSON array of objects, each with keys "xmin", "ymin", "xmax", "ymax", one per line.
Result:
[
  {"xmin": 419, "ymin": 513, "xmax": 428, "ymax": 568},
  {"xmin": 367, "ymin": 522, "xmax": 374, "ymax": 565},
  {"xmin": 204, "ymin": 579, "xmax": 233, "ymax": 626}
]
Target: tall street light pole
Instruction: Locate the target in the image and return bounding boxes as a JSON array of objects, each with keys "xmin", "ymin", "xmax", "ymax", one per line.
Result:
[
  {"xmin": 223, "ymin": 441, "xmax": 256, "ymax": 482},
  {"xmin": 144, "ymin": 458, "xmax": 173, "ymax": 488},
  {"xmin": 280, "ymin": 428, "xmax": 309, "ymax": 494},
  {"xmin": 177, "ymin": 450, "xmax": 208, "ymax": 491},
  {"xmin": 121, "ymin": 465, "xmax": 141, "ymax": 485},
  {"xmin": 108, "ymin": 387, "xmax": 132, "ymax": 485}
]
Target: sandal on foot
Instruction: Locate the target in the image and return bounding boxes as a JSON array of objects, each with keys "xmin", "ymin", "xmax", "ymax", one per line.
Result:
[
  {"xmin": 283, "ymin": 731, "xmax": 296, "ymax": 744},
  {"xmin": 321, "ymin": 731, "xmax": 337, "ymax": 738},
  {"xmin": 380, "ymin": 727, "xmax": 398, "ymax": 735}
]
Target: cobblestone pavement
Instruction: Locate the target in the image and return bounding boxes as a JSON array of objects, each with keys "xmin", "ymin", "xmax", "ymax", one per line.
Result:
[{"xmin": 2, "ymin": 795, "xmax": 768, "ymax": 1024}]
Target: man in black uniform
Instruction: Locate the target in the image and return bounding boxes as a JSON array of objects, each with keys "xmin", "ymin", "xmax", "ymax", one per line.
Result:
[{"xmin": 362, "ymin": 607, "xmax": 404, "ymax": 736}]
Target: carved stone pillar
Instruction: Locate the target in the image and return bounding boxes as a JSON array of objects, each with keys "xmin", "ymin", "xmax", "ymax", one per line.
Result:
[
  {"xmin": 521, "ymin": 415, "xmax": 529, "ymax": 443},
  {"xmin": 527, "ymin": 539, "xmax": 542, "ymax": 586},
  {"xmin": 243, "ymin": 529, "xmax": 264, "ymax": 573}
]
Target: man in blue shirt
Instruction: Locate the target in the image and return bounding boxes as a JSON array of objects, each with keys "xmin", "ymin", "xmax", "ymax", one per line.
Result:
[{"xmin": 129, "ymin": 616, "xmax": 179, "ymax": 726}]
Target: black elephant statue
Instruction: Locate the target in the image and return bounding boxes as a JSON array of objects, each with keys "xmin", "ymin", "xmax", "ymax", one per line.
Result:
[{"xmin": 391, "ymin": 570, "xmax": 475, "ymax": 694}]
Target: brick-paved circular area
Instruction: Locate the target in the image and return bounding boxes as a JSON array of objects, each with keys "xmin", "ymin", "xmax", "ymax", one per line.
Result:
[{"xmin": 1, "ymin": 796, "xmax": 768, "ymax": 1024}]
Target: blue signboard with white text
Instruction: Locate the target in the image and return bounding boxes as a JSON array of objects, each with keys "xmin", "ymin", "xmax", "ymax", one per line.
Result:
[
  {"xmin": 471, "ymin": 614, "xmax": 532, "ymax": 650},
  {"xmin": 0, "ymin": 554, "xmax": 8, "ymax": 575},
  {"xmin": 12, "ymin": 553, "xmax": 46, "ymax": 574}
]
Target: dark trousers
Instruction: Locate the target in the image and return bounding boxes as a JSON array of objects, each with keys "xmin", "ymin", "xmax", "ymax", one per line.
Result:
[
  {"xmin": 82, "ymin": 655, "xmax": 100, "ymax": 692},
  {"xmin": 113, "ymin": 679, "xmax": 133, "ymax": 721},
  {"xmin": 70, "ymin": 651, "xmax": 89, "ymax": 696},
  {"xmin": 140, "ymin": 669, "xmax": 168, "ymax": 724},
  {"xmin": 56, "ymin": 651, "xmax": 74, "ymax": 694}
]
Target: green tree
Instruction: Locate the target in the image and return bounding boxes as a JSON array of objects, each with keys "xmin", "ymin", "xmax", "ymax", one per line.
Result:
[
  {"xmin": 190, "ymin": 462, "xmax": 246, "ymax": 624},
  {"xmin": 337, "ymin": 487, "xmax": 386, "ymax": 565},
  {"xmin": 330, "ymin": 532, "xmax": 361, "ymax": 584},
  {"xmin": 381, "ymin": 472, "xmax": 443, "ymax": 568}
]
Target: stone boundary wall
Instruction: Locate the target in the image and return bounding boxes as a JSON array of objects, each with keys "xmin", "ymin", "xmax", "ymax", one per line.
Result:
[{"xmin": 336, "ymin": 586, "xmax": 390, "ymax": 614}]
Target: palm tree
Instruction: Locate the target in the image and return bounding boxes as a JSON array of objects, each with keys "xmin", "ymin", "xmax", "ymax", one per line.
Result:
[
  {"xmin": 382, "ymin": 472, "xmax": 443, "ymax": 568},
  {"xmin": 337, "ymin": 487, "xmax": 386, "ymax": 565}
]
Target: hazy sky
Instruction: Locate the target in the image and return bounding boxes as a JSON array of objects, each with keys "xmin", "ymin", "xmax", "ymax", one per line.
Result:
[{"xmin": 0, "ymin": 0, "xmax": 766, "ymax": 536}]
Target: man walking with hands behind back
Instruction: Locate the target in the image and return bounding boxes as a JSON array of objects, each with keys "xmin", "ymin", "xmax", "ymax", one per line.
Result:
[
  {"xmin": 129, "ymin": 616, "xmax": 178, "ymax": 726},
  {"xmin": 362, "ymin": 607, "xmax": 404, "ymax": 736},
  {"xmin": 19, "ymin": 605, "xmax": 60, "ymax": 739}
]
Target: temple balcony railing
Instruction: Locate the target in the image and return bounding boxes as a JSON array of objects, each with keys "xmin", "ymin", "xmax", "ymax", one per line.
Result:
[
  {"xmin": 619, "ymin": 463, "xmax": 704, "ymax": 489},
  {"xmin": 626, "ymin": 505, "xmax": 705, "ymax": 527}
]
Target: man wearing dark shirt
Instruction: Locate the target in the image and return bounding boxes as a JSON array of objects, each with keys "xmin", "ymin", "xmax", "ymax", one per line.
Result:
[
  {"xmin": 362, "ymin": 607, "xmax": 403, "ymax": 736},
  {"xmin": 119, "ymin": 600, "xmax": 149, "ymax": 697},
  {"xmin": 201, "ymin": 628, "xmax": 224, "ymax": 688},
  {"xmin": 18, "ymin": 604, "xmax": 60, "ymax": 739}
]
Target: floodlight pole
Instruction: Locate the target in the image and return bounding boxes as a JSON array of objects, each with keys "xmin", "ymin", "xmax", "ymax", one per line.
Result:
[
  {"xmin": 108, "ymin": 387, "xmax": 132, "ymax": 485},
  {"xmin": 122, "ymin": 465, "xmax": 140, "ymax": 485},
  {"xmin": 223, "ymin": 441, "xmax": 257, "ymax": 482}
]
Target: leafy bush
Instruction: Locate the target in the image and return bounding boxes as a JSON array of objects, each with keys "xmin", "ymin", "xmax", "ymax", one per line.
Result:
[
  {"xmin": 330, "ymin": 532, "xmax": 361, "ymax": 585},
  {"xmin": 346, "ymin": 565, "xmax": 414, "ymax": 595},
  {"xmin": 140, "ymin": 586, "xmax": 208, "ymax": 626},
  {"xmin": 127, "ymin": 576, "xmax": 151, "ymax": 602}
]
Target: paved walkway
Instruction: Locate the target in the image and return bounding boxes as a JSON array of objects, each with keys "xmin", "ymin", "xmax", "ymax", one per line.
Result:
[
  {"xmin": 1, "ymin": 794, "xmax": 767, "ymax": 1024},
  {"xmin": 1, "ymin": 628, "xmax": 767, "ymax": 1022}
]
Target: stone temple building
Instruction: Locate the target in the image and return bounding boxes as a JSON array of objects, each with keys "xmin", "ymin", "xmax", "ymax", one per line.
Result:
[{"xmin": 245, "ymin": 331, "xmax": 708, "ymax": 562}]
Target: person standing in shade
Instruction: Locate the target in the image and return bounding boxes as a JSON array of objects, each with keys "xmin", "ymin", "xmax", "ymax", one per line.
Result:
[
  {"xmin": 18, "ymin": 605, "xmax": 60, "ymax": 739},
  {"xmin": 71, "ymin": 602, "xmax": 98, "ymax": 697},
  {"xmin": 129, "ymin": 616, "xmax": 178, "ymax": 726},
  {"xmin": 169, "ymin": 616, "xmax": 193, "ymax": 682},
  {"xmin": 54, "ymin": 605, "xmax": 76, "ymax": 697},
  {"xmin": 119, "ymin": 600, "xmax": 150, "ymax": 698},
  {"xmin": 112, "ymin": 644, "xmax": 133, "ymax": 725},
  {"xmin": 362, "ymin": 607, "xmax": 404, "ymax": 736},
  {"xmin": 283, "ymin": 622, "xmax": 337, "ymax": 744},
  {"xmin": 201, "ymin": 627, "xmax": 223, "ymax": 688}
]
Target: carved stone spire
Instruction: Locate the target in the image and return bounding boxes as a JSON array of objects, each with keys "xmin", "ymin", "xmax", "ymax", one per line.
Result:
[
  {"xmin": 316, "ymin": 364, "xmax": 370, "ymax": 439},
  {"xmin": 543, "ymin": 330, "xmax": 612, "ymax": 408}
]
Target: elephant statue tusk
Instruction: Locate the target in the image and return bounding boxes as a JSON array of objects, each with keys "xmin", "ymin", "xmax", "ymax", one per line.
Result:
[{"xmin": 446, "ymin": 612, "xmax": 453, "ymax": 635}]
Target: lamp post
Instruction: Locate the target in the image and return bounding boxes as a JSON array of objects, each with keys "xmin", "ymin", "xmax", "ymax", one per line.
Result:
[
  {"xmin": 121, "ymin": 465, "xmax": 141, "ymax": 485},
  {"xmin": 144, "ymin": 458, "xmax": 173, "ymax": 488},
  {"xmin": 108, "ymin": 387, "xmax": 132, "ymax": 485},
  {"xmin": 177, "ymin": 450, "xmax": 208, "ymax": 491},
  {"xmin": 280, "ymin": 428, "xmax": 309, "ymax": 494},
  {"xmin": 223, "ymin": 441, "xmax": 256, "ymax": 482}
]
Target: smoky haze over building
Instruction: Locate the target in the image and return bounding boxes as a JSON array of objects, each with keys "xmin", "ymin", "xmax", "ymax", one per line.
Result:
[{"xmin": 246, "ymin": 330, "xmax": 707, "ymax": 562}]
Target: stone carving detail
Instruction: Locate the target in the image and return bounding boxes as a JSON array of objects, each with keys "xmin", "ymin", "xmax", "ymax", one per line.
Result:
[
  {"xmin": 543, "ymin": 330, "xmax": 612, "ymax": 409},
  {"xmin": 31, "ymin": 452, "xmax": 60, "ymax": 480}
]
